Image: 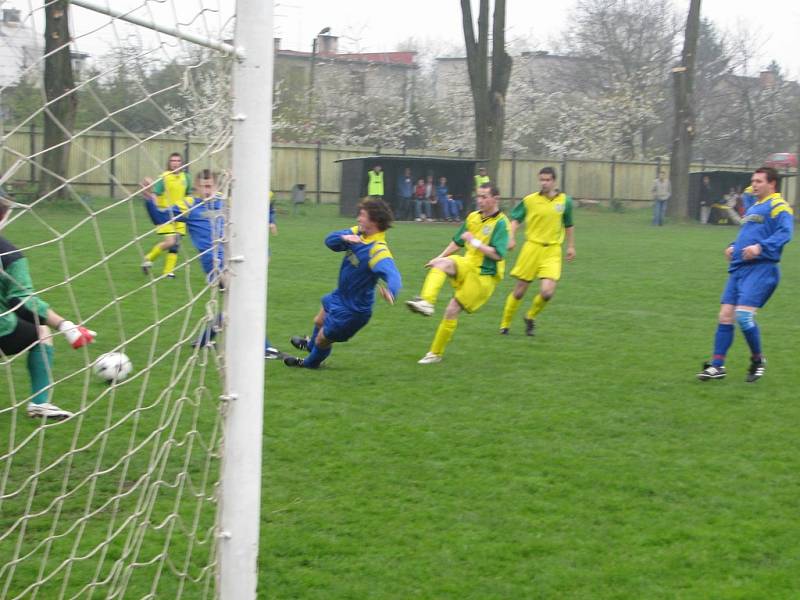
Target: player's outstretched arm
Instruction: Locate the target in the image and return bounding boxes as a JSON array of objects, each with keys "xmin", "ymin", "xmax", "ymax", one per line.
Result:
[
  {"xmin": 46, "ymin": 310, "xmax": 96, "ymax": 348},
  {"xmin": 324, "ymin": 229, "xmax": 362, "ymax": 251}
]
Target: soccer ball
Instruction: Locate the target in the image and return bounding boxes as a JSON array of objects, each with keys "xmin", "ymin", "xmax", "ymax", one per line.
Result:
[{"xmin": 93, "ymin": 352, "xmax": 133, "ymax": 383}]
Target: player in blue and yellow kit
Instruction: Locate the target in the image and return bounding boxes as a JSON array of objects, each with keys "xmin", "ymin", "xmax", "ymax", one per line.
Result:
[
  {"xmin": 284, "ymin": 198, "xmax": 401, "ymax": 369},
  {"xmin": 142, "ymin": 169, "xmax": 224, "ymax": 284},
  {"xmin": 499, "ymin": 166, "xmax": 575, "ymax": 336},
  {"xmin": 697, "ymin": 167, "xmax": 793, "ymax": 382},
  {"xmin": 406, "ymin": 183, "xmax": 510, "ymax": 364},
  {"xmin": 142, "ymin": 153, "xmax": 191, "ymax": 278}
]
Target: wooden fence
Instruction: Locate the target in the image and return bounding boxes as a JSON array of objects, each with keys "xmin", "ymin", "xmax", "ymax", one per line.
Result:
[{"xmin": 2, "ymin": 126, "xmax": 795, "ymax": 206}]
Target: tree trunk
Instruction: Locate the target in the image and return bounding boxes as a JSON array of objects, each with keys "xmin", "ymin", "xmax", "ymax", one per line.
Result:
[
  {"xmin": 669, "ymin": 0, "xmax": 701, "ymax": 219},
  {"xmin": 461, "ymin": 0, "xmax": 512, "ymax": 184},
  {"xmin": 41, "ymin": 0, "xmax": 77, "ymax": 199}
]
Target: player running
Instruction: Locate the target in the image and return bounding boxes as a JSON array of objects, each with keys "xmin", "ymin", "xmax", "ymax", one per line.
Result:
[{"xmin": 498, "ymin": 166, "xmax": 575, "ymax": 336}]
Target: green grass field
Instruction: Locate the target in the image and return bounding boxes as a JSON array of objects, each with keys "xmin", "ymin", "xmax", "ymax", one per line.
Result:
[{"xmin": 3, "ymin": 201, "xmax": 800, "ymax": 598}]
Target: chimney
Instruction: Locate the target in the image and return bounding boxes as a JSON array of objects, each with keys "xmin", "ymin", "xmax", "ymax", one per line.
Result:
[
  {"xmin": 317, "ymin": 34, "xmax": 338, "ymax": 56},
  {"xmin": 759, "ymin": 70, "xmax": 776, "ymax": 88}
]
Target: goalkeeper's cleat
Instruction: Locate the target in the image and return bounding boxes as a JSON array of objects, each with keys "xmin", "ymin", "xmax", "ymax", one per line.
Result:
[
  {"xmin": 165, "ymin": 272, "xmax": 176, "ymax": 279},
  {"xmin": 697, "ymin": 362, "xmax": 726, "ymax": 381},
  {"xmin": 746, "ymin": 358, "xmax": 766, "ymax": 383},
  {"xmin": 417, "ymin": 352, "xmax": 442, "ymax": 364},
  {"xmin": 524, "ymin": 317, "xmax": 536, "ymax": 337},
  {"xmin": 27, "ymin": 402, "xmax": 73, "ymax": 421},
  {"xmin": 290, "ymin": 335, "xmax": 311, "ymax": 352},
  {"xmin": 406, "ymin": 297, "xmax": 434, "ymax": 317},
  {"xmin": 264, "ymin": 346, "xmax": 281, "ymax": 360},
  {"xmin": 141, "ymin": 260, "xmax": 153, "ymax": 275},
  {"xmin": 283, "ymin": 355, "xmax": 305, "ymax": 368},
  {"xmin": 499, "ymin": 328, "xmax": 509, "ymax": 335}
]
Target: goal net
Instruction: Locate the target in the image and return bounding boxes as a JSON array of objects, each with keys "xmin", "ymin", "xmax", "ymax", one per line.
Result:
[{"xmin": 0, "ymin": 1, "xmax": 270, "ymax": 598}]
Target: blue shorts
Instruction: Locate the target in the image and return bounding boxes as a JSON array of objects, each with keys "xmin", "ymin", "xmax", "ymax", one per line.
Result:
[
  {"xmin": 321, "ymin": 293, "xmax": 371, "ymax": 342},
  {"xmin": 720, "ymin": 262, "xmax": 779, "ymax": 308}
]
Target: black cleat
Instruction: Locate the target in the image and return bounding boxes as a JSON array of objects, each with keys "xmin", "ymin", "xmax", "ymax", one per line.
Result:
[
  {"xmin": 697, "ymin": 361, "xmax": 726, "ymax": 381},
  {"xmin": 524, "ymin": 318, "xmax": 536, "ymax": 337},
  {"xmin": 290, "ymin": 335, "xmax": 311, "ymax": 352},
  {"xmin": 264, "ymin": 346, "xmax": 281, "ymax": 360},
  {"xmin": 283, "ymin": 355, "xmax": 305, "ymax": 368},
  {"xmin": 746, "ymin": 358, "xmax": 766, "ymax": 383},
  {"xmin": 499, "ymin": 328, "xmax": 509, "ymax": 335}
]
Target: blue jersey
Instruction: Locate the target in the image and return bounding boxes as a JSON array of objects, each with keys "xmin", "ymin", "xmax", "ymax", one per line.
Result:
[
  {"xmin": 324, "ymin": 226, "xmax": 402, "ymax": 314},
  {"xmin": 728, "ymin": 192, "xmax": 793, "ymax": 272},
  {"xmin": 145, "ymin": 194, "xmax": 225, "ymax": 275}
]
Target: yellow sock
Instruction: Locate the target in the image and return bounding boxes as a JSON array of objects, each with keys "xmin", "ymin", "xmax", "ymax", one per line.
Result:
[
  {"xmin": 430, "ymin": 318, "xmax": 458, "ymax": 356},
  {"xmin": 526, "ymin": 294, "xmax": 548, "ymax": 319},
  {"xmin": 500, "ymin": 293, "xmax": 521, "ymax": 329},
  {"xmin": 145, "ymin": 243, "xmax": 163, "ymax": 262},
  {"xmin": 163, "ymin": 252, "xmax": 178, "ymax": 275},
  {"xmin": 420, "ymin": 267, "xmax": 447, "ymax": 305}
]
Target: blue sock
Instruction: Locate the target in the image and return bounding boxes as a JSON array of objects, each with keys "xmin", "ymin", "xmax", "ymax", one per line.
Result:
[
  {"xmin": 735, "ymin": 309, "xmax": 762, "ymax": 360},
  {"xmin": 742, "ymin": 325, "xmax": 762, "ymax": 359},
  {"xmin": 712, "ymin": 323, "xmax": 734, "ymax": 367},
  {"xmin": 307, "ymin": 324, "xmax": 320, "ymax": 353},
  {"xmin": 27, "ymin": 343, "xmax": 54, "ymax": 405},
  {"xmin": 303, "ymin": 345, "xmax": 331, "ymax": 369}
]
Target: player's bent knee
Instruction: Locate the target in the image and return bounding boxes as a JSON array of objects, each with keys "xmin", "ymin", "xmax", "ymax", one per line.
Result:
[
  {"xmin": 315, "ymin": 330, "xmax": 332, "ymax": 349},
  {"xmin": 735, "ymin": 308, "xmax": 756, "ymax": 331}
]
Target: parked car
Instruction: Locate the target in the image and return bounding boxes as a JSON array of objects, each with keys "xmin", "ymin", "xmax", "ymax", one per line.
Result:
[{"xmin": 764, "ymin": 152, "xmax": 798, "ymax": 169}]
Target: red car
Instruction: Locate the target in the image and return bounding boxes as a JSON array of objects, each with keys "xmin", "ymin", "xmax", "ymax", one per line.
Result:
[{"xmin": 764, "ymin": 152, "xmax": 798, "ymax": 169}]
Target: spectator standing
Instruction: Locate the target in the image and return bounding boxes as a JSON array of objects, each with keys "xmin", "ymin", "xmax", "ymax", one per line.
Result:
[
  {"xmin": 699, "ymin": 175, "xmax": 713, "ymax": 224},
  {"xmin": 651, "ymin": 170, "xmax": 671, "ymax": 226},
  {"xmin": 396, "ymin": 167, "xmax": 414, "ymax": 220},
  {"xmin": 367, "ymin": 164, "xmax": 384, "ymax": 200}
]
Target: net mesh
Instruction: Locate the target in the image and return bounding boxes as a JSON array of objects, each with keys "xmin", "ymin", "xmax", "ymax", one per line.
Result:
[{"xmin": 0, "ymin": 2, "xmax": 238, "ymax": 597}]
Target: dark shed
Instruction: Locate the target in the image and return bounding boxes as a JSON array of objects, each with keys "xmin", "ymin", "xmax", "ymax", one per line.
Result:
[
  {"xmin": 690, "ymin": 170, "xmax": 794, "ymax": 224},
  {"xmin": 335, "ymin": 155, "xmax": 486, "ymax": 219}
]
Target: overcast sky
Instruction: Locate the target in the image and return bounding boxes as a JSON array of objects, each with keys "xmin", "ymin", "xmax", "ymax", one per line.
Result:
[
  {"xmin": 9, "ymin": 0, "xmax": 800, "ymax": 77},
  {"xmin": 273, "ymin": 0, "xmax": 800, "ymax": 77}
]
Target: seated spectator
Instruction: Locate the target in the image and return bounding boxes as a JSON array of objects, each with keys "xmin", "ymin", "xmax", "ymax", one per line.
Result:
[
  {"xmin": 435, "ymin": 177, "xmax": 449, "ymax": 220},
  {"xmin": 413, "ymin": 178, "xmax": 430, "ymax": 221},
  {"xmin": 425, "ymin": 175, "xmax": 438, "ymax": 221},
  {"xmin": 447, "ymin": 194, "xmax": 464, "ymax": 221}
]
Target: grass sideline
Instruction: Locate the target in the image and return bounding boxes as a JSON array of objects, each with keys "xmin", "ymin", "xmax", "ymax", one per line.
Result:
[{"xmin": 2, "ymin": 200, "xmax": 800, "ymax": 597}]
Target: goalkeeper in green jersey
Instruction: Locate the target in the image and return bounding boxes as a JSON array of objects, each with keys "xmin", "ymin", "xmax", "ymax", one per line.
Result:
[{"xmin": 0, "ymin": 187, "xmax": 96, "ymax": 420}]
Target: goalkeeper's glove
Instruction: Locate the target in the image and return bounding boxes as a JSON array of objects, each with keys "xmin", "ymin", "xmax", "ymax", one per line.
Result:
[{"xmin": 58, "ymin": 320, "xmax": 97, "ymax": 349}]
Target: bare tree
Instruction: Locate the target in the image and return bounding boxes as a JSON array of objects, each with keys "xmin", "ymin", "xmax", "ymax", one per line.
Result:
[
  {"xmin": 40, "ymin": 0, "xmax": 77, "ymax": 199},
  {"xmin": 669, "ymin": 0, "xmax": 702, "ymax": 219},
  {"xmin": 460, "ymin": 0, "xmax": 512, "ymax": 178}
]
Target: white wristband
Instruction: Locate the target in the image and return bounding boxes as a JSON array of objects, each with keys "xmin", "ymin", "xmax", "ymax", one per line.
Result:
[{"xmin": 470, "ymin": 238, "xmax": 482, "ymax": 249}]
